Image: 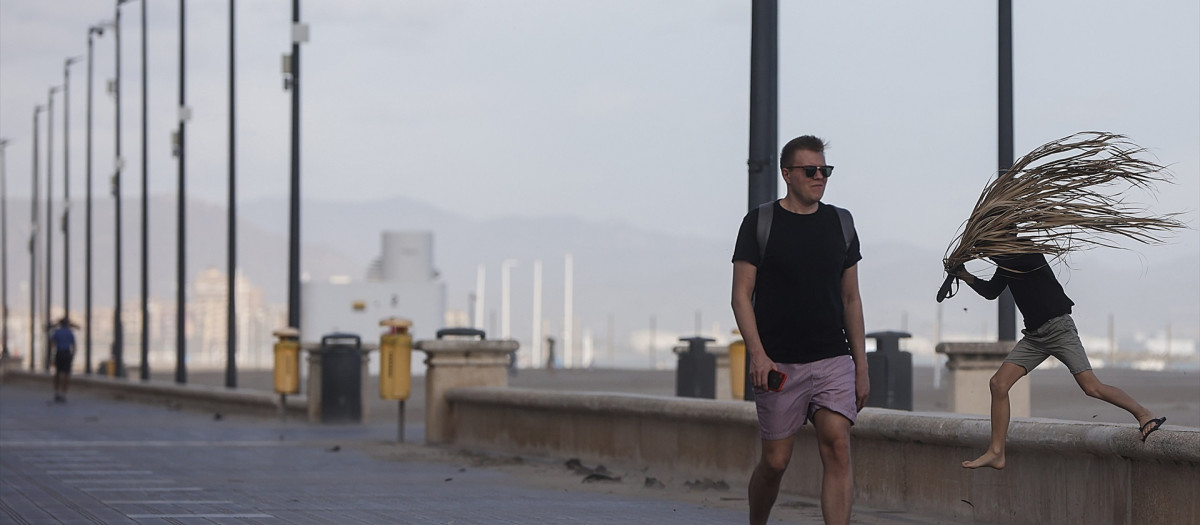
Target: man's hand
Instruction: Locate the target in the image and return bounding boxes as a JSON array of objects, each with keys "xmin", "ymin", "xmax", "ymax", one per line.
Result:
[
  {"xmin": 950, "ymin": 265, "xmax": 975, "ymax": 283},
  {"xmin": 854, "ymin": 367, "xmax": 870, "ymax": 411},
  {"xmin": 749, "ymin": 350, "xmax": 776, "ymax": 391}
]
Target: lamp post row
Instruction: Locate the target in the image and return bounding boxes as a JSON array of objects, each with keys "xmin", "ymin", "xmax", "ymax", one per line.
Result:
[{"xmin": 7, "ymin": 2, "xmax": 304, "ymax": 384}]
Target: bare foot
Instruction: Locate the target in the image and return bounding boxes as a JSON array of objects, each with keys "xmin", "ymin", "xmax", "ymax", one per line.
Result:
[{"xmin": 962, "ymin": 450, "xmax": 1005, "ymax": 470}]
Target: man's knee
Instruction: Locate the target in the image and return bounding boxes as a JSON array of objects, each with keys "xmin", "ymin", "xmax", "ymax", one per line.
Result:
[
  {"xmin": 988, "ymin": 373, "xmax": 1015, "ymax": 396},
  {"xmin": 814, "ymin": 411, "xmax": 853, "ymax": 464},
  {"xmin": 759, "ymin": 453, "xmax": 790, "ymax": 476},
  {"xmin": 818, "ymin": 433, "xmax": 851, "ymax": 464},
  {"xmin": 757, "ymin": 441, "xmax": 793, "ymax": 476}
]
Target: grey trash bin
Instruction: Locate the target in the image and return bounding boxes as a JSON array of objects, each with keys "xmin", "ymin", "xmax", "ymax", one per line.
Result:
[
  {"xmin": 320, "ymin": 332, "xmax": 363, "ymax": 423},
  {"xmin": 865, "ymin": 330, "xmax": 913, "ymax": 410},
  {"xmin": 675, "ymin": 336, "xmax": 716, "ymax": 399}
]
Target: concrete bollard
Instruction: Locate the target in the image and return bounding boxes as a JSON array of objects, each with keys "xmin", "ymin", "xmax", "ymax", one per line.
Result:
[
  {"xmin": 936, "ymin": 341, "xmax": 1029, "ymax": 417},
  {"xmin": 415, "ymin": 332, "xmax": 518, "ymax": 444}
]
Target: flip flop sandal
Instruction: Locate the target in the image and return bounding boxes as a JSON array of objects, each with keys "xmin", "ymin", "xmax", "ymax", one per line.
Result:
[{"xmin": 1139, "ymin": 416, "xmax": 1166, "ymax": 442}]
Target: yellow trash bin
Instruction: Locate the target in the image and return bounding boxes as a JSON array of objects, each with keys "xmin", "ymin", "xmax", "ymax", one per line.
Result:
[
  {"xmin": 378, "ymin": 318, "xmax": 413, "ymax": 401},
  {"xmin": 729, "ymin": 329, "xmax": 745, "ymax": 401},
  {"xmin": 273, "ymin": 327, "xmax": 301, "ymax": 395}
]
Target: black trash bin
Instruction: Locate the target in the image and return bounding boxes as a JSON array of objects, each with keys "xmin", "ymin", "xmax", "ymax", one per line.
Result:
[
  {"xmin": 865, "ymin": 330, "xmax": 913, "ymax": 410},
  {"xmin": 320, "ymin": 332, "xmax": 363, "ymax": 423},
  {"xmin": 675, "ymin": 336, "xmax": 716, "ymax": 399}
]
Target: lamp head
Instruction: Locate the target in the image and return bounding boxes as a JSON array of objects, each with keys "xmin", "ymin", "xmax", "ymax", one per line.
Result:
[
  {"xmin": 91, "ymin": 19, "xmax": 115, "ymax": 35},
  {"xmin": 66, "ymin": 56, "xmax": 84, "ymax": 66}
]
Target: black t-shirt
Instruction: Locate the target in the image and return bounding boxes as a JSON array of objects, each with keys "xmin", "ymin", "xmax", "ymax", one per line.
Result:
[
  {"xmin": 964, "ymin": 252, "xmax": 1074, "ymax": 331},
  {"xmin": 731, "ymin": 201, "xmax": 862, "ymax": 363}
]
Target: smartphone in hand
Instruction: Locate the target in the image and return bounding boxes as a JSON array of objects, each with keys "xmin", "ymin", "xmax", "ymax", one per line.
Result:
[{"xmin": 767, "ymin": 369, "xmax": 787, "ymax": 392}]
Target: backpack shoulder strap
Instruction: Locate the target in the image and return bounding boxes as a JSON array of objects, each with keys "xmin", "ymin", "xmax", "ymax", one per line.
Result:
[
  {"xmin": 756, "ymin": 200, "xmax": 774, "ymax": 261},
  {"xmin": 830, "ymin": 205, "xmax": 856, "ymax": 251}
]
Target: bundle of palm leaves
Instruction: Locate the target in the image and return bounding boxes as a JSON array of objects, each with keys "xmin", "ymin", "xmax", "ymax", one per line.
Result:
[{"xmin": 936, "ymin": 131, "xmax": 1186, "ymax": 302}]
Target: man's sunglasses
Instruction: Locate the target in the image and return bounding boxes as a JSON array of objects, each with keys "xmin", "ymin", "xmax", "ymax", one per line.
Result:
[{"xmin": 785, "ymin": 165, "xmax": 834, "ymax": 179}]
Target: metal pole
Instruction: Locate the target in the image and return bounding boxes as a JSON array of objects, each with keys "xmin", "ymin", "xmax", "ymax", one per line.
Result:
[
  {"xmin": 744, "ymin": 0, "xmax": 777, "ymax": 401},
  {"xmin": 31, "ymin": 106, "xmax": 44, "ymax": 371},
  {"xmin": 114, "ymin": 0, "xmax": 125, "ymax": 377},
  {"xmin": 997, "ymin": 0, "xmax": 1017, "ymax": 341},
  {"xmin": 226, "ymin": 0, "xmax": 237, "ymax": 388},
  {"xmin": 64, "ymin": 58, "xmax": 82, "ymax": 327},
  {"xmin": 286, "ymin": 0, "xmax": 301, "ymax": 333},
  {"xmin": 747, "ymin": 0, "xmax": 778, "ymax": 211},
  {"xmin": 139, "ymin": 0, "xmax": 149, "ymax": 381},
  {"xmin": 397, "ymin": 400, "xmax": 405, "ymax": 443},
  {"xmin": 176, "ymin": 0, "xmax": 187, "ymax": 384},
  {"xmin": 45, "ymin": 86, "xmax": 58, "ymax": 372},
  {"xmin": 0, "ymin": 138, "xmax": 9, "ymax": 359},
  {"xmin": 87, "ymin": 25, "xmax": 104, "ymax": 374}
]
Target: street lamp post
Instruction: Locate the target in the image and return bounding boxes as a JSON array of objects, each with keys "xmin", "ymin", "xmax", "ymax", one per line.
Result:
[
  {"xmin": 0, "ymin": 138, "xmax": 10, "ymax": 359},
  {"xmin": 175, "ymin": 0, "xmax": 188, "ymax": 384},
  {"xmin": 113, "ymin": 0, "xmax": 130, "ymax": 377},
  {"xmin": 285, "ymin": 0, "xmax": 306, "ymax": 335},
  {"xmin": 226, "ymin": 0, "xmax": 237, "ymax": 388},
  {"xmin": 30, "ymin": 105, "xmax": 45, "ymax": 371},
  {"xmin": 138, "ymin": 0, "xmax": 149, "ymax": 381},
  {"xmin": 64, "ymin": 57, "xmax": 83, "ymax": 327},
  {"xmin": 45, "ymin": 85, "xmax": 60, "ymax": 372},
  {"xmin": 746, "ymin": 0, "xmax": 778, "ymax": 212},
  {"xmin": 997, "ymin": 0, "xmax": 1017, "ymax": 341},
  {"xmin": 87, "ymin": 22, "xmax": 112, "ymax": 375}
]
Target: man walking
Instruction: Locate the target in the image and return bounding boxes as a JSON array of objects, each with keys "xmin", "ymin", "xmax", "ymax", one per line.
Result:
[
  {"xmin": 50, "ymin": 318, "xmax": 76, "ymax": 403},
  {"xmin": 731, "ymin": 135, "xmax": 869, "ymax": 525}
]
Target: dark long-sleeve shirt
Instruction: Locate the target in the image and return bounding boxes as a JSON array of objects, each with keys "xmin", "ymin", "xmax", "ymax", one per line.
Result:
[{"xmin": 965, "ymin": 253, "xmax": 1074, "ymax": 331}]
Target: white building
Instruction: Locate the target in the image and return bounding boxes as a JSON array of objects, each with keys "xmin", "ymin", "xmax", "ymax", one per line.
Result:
[{"xmin": 300, "ymin": 231, "xmax": 445, "ymax": 346}]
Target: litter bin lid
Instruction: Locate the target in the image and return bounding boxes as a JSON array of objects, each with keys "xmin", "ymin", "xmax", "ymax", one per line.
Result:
[
  {"xmin": 678, "ymin": 336, "xmax": 716, "ymax": 343},
  {"xmin": 321, "ymin": 332, "xmax": 362, "ymax": 348},
  {"xmin": 436, "ymin": 327, "xmax": 486, "ymax": 340}
]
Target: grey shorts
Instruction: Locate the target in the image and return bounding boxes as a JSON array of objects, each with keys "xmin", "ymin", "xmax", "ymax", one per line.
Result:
[
  {"xmin": 754, "ymin": 355, "xmax": 858, "ymax": 441},
  {"xmin": 1006, "ymin": 314, "xmax": 1092, "ymax": 375}
]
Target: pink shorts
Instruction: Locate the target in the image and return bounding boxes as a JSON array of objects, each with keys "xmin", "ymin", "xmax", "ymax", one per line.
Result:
[{"xmin": 754, "ymin": 355, "xmax": 858, "ymax": 440}]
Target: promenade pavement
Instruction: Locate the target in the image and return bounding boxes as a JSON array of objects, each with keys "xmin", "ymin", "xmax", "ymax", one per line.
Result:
[{"xmin": 0, "ymin": 381, "xmax": 958, "ymax": 524}]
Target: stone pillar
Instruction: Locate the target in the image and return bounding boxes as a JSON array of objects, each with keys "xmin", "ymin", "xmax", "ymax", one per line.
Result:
[
  {"xmin": 0, "ymin": 354, "xmax": 23, "ymax": 379},
  {"xmin": 936, "ymin": 341, "xmax": 1029, "ymax": 417},
  {"xmin": 416, "ymin": 338, "xmax": 518, "ymax": 444},
  {"xmin": 304, "ymin": 343, "xmax": 376, "ymax": 423},
  {"xmin": 713, "ymin": 344, "xmax": 731, "ymax": 401}
]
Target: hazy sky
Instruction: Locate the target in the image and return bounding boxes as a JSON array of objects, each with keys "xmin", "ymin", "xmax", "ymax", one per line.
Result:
[{"xmin": 2, "ymin": 1, "xmax": 1197, "ymax": 262}]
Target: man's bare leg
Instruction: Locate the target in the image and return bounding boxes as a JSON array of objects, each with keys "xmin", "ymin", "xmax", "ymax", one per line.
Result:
[
  {"xmin": 749, "ymin": 436, "xmax": 794, "ymax": 525},
  {"xmin": 963, "ymin": 362, "xmax": 1027, "ymax": 469},
  {"xmin": 812, "ymin": 409, "xmax": 853, "ymax": 525},
  {"xmin": 1072, "ymin": 370, "xmax": 1157, "ymax": 430}
]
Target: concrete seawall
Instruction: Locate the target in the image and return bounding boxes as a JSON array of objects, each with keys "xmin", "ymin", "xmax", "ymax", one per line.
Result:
[
  {"xmin": 1, "ymin": 369, "xmax": 308, "ymax": 419},
  {"xmin": 446, "ymin": 386, "xmax": 1200, "ymax": 525},
  {"xmin": 6, "ymin": 368, "xmax": 1197, "ymax": 523}
]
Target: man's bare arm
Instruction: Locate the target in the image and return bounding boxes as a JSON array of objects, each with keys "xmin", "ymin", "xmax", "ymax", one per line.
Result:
[
  {"xmin": 732, "ymin": 261, "xmax": 774, "ymax": 391},
  {"xmin": 842, "ymin": 264, "xmax": 869, "ymax": 410}
]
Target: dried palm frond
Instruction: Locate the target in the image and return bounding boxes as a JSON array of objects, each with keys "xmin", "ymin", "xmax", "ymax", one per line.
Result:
[{"xmin": 936, "ymin": 131, "xmax": 1187, "ymax": 302}]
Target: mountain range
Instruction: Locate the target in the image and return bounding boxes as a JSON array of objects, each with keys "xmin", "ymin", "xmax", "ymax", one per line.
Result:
[{"xmin": 4, "ymin": 194, "xmax": 1196, "ymax": 366}]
